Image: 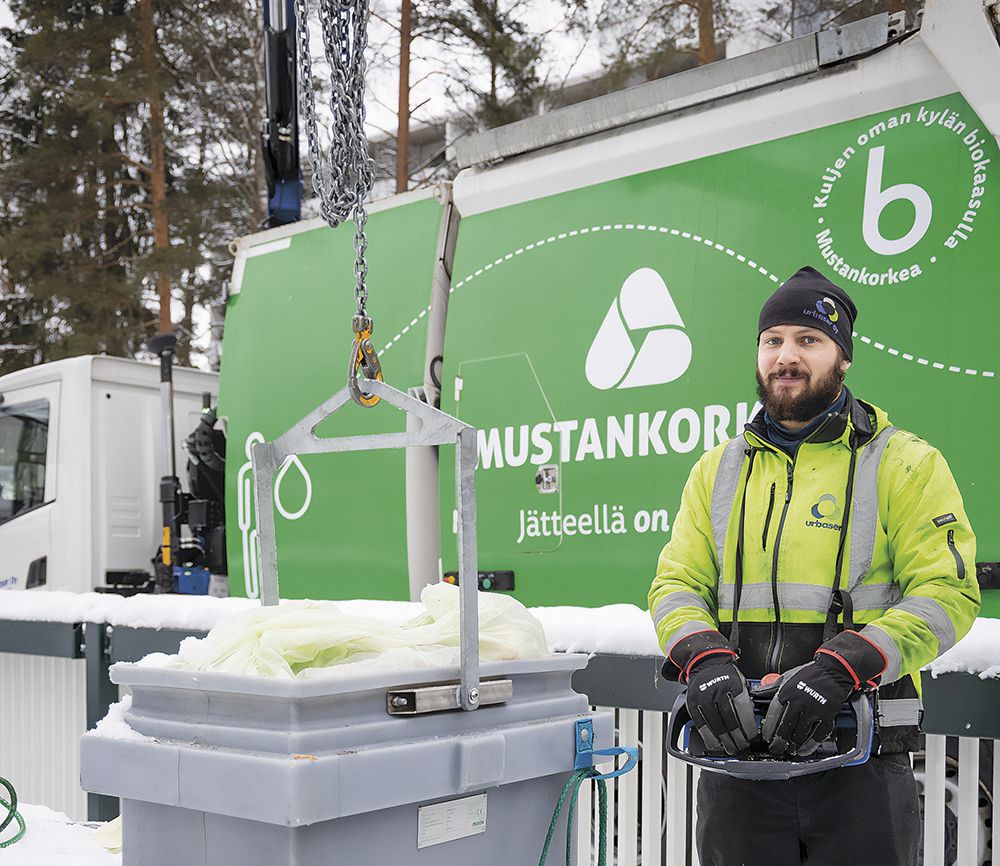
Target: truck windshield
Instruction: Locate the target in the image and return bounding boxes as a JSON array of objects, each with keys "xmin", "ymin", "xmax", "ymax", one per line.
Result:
[{"xmin": 0, "ymin": 398, "xmax": 49, "ymax": 525}]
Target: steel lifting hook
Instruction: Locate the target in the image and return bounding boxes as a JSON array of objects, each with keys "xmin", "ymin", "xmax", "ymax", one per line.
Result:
[{"xmin": 348, "ymin": 314, "xmax": 383, "ymax": 407}]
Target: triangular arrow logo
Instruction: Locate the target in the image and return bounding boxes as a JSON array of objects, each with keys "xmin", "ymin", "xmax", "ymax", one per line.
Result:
[{"xmin": 585, "ymin": 268, "xmax": 692, "ymax": 390}]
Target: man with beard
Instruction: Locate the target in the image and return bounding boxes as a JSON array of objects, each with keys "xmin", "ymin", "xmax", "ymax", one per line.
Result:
[{"xmin": 648, "ymin": 266, "xmax": 980, "ymax": 866}]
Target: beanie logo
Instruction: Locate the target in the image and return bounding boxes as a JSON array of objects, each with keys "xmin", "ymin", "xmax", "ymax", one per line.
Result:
[
  {"xmin": 803, "ymin": 300, "xmax": 841, "ymax": 335},
  {"xmin": 586, "ymin": 268, "xmax": 692, "ymax": 390},
  {"xmin": 818, "ymin": 297, "xmax": 839, "ymax": 322}
]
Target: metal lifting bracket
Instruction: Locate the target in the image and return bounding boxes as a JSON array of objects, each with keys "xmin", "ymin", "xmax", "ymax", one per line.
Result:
[
  {"xmin": 251, "ymin": 377, "xmax": 483, "ymax": 711},
  {"xmin": 815, "ymin": 11, "xmax": 908, "ymax": 67},
  {"xmin": 387, "ymin": 679, "xmax": 513, "ymax": 716}
]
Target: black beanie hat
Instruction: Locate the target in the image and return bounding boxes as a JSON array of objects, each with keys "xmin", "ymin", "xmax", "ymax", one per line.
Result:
[{"xmin": 758, "ymin": 266, "xmax": 857, "ymax": 360}]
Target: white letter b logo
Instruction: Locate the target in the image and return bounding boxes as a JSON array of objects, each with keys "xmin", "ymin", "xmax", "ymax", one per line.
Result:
[{"xmin": 862, "ymin": 146, "xmax": 932, "ymax": 255}]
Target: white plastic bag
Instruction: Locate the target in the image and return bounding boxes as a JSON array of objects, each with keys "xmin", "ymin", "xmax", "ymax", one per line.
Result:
[
  {"xmin": 405, "ymin": 582, "xmax": 551, "ymax": 661},
  {"xmin": 170, "ymin": 583, "xmax": 550, "ymax": 678}
]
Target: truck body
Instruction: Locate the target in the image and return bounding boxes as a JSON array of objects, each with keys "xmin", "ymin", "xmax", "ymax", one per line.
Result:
[
  {"xmin": 220, "ymin": 0, "xmax": 998, "ymax": 610},
  {"xmin": 0, "ymin": 355, "xmax": 218, "ymax": 594}
]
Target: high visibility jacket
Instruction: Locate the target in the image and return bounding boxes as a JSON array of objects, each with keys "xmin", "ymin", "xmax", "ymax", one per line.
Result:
[{"xmin": 649, "ymin": 389, "xmax": 980, "ymax": 733}]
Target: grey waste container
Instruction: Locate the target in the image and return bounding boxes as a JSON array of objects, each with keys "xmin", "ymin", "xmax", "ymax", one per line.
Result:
[{"xmin": 81, "ymin": 653, "xmax": 612, "ymax": 866}]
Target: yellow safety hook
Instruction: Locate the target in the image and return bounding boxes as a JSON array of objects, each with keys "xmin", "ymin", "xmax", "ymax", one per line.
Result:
[{"xmin": 348, "ymin": 315, "xmax": 383, "ymax": 407}]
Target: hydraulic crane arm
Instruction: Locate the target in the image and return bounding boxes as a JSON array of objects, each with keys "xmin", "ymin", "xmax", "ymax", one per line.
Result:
[{"xmin": 262, "ymin": 0, "xmax": 302, "ymax": 226}]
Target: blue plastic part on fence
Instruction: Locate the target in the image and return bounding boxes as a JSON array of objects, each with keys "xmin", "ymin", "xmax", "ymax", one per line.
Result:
[
  {"xmin": 574, "ymin": 719, "xmax": 595, "ymax": 770},
  {"xmin": 573, "ymin": 718, "xmax": 639, "ymax": 779}
]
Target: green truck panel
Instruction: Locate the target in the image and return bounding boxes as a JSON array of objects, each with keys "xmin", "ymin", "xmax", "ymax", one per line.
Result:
[
  {"xmin": 439, "ymin": 93, "xmax": 998, "ymax": 608},
  {"xmin": 220, "ymin": 194, "xmax": 445, "ymax": 600}
]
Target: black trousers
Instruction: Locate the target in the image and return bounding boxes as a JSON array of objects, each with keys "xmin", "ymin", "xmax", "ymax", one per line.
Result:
[{"xmin": 695, "ymin": 754, "xmax": 920, "ymax": 866}]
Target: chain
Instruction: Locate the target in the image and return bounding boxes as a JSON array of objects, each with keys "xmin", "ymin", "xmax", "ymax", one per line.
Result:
[{"xmin": 294, "ymin": 0, "xmax": 375, "ymax": 320}]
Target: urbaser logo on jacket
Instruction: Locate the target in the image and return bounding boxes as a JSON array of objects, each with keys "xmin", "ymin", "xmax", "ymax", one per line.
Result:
[{"xmin": 807, "ymin": 494, "xmax": 842, "ymax": 531}]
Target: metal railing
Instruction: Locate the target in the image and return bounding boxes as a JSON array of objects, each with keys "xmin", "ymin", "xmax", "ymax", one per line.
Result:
[
  {"xmin": 1, "ymin": 619, "xmax": 995, "ymax": 865},
  {"xmin": 572, "ymin": 707, "xmax": 997, "ymax": 866}
]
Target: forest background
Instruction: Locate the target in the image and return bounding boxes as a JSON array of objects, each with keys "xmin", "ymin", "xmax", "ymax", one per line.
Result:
[{"xmin": 0, "ymin": 0, "xmax": 908, "ymax": 372}]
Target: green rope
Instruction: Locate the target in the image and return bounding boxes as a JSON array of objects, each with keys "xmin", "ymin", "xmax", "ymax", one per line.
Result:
[
  {"xmin": 538, "ymin": 768, "xmax": 609, "ymax": 866},
  {"xmin": 1, "ymin": 776, "xmax": 25, "ymax": 848}
]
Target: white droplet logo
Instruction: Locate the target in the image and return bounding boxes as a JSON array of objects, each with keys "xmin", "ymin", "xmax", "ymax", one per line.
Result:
[
  {"xmin": 585, "ymin": 268, "xmax": 692, "ymax": 390},
  {"xmin": 274, "ymin": 454, "xmax": 313, "ymax": 520}
]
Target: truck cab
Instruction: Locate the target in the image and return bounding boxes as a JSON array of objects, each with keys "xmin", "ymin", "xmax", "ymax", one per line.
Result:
[{"xmin": 0, "ymin": 355, "xmax": 218, "ymax": 593}]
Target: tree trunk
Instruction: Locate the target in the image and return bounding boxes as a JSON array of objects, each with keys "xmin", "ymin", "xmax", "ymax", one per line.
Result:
[
  {"xmin": 396, "ymin": 0, "xmax": 412, "ymax": 194},
  {"xmin": 697, "ymin": 0, "xmax": 717, "ymax": 65},
  {"xmin": 141, "ymin": 0, "xmax": 171, "ymax": 334}
]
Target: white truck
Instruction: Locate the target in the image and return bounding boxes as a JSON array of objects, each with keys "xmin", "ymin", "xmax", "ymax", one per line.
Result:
[{"xmin": 0, "ymin": 355, "xmax": 220, "ymax": 594}]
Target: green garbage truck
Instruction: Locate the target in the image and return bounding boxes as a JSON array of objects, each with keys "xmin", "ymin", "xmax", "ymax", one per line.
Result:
[{"xmin": 221, "ymin": 0, "xmax": 999, "ymax": 614}]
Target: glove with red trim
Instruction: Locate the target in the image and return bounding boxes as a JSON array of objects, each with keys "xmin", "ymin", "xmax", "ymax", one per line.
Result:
[
  {"xmin": 761, "ymin": 630, "xmax": 887, "ymax": 756},
  {"xmin": 670, "ymin": 631, "xmax": 758, "ymax": 756}
]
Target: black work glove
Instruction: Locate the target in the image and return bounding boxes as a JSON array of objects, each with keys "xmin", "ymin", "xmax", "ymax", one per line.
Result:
[
  {"xmin": 686, "ymin": 658, "xmax": 759, "ymax": 755},
  {"xmin": 759, "ymin": 658, "xmax": 852, "ymax": 755},
  {"xmin": 668, "ymin": 631, "xmax": 758, "ymax": 756},
  {"xmin": 761, "ymin": 630, "xmax": 887, "ymax": 756}
]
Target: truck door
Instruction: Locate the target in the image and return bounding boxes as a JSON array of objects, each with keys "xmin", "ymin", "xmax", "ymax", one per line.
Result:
[{"xmin": 0, "ymin": 382, "xmax": 59, "ymax": 590}]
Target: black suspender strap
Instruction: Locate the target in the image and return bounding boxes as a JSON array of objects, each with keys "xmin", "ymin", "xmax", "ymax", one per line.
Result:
[{"xmin": 824, "ymin": 435, "xmax": 860, "ymax": 641}]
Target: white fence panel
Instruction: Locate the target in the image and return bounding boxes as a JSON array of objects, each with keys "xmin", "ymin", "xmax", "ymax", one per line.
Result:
[
  {"xmin": 641, "ymin": 711, "xmax": 663, "ymax": 866},
  {"xmin": 0, "ymin": 652, "xmax": 88, "ymax": 822},
  {"xmin": 575, "ymin": 722, "xmax": 992, "ymax": 866},
  {"xmin": 617, "ymin": 709, "xmax": 641, "ymax": 865},
  {"xmin": 923, "ymin": 735, "xmax": 948, "ymax": 866},
  {"xmin": 956, "ymin": 737, "xmax": 980, "ymax": 866},
  {"xmin": 577, "ymin": 708, "xmax": 694, "ymax": 865},
  {"xmin": 664, "ymin": 741, "xmax": 689, "ymax": 865}
]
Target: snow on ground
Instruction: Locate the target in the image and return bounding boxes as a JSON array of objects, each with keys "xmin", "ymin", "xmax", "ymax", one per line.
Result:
[
  {"xmin": 1, "ymin": 589, "xmax": 998, "ymax": 675},
  {"xmin": 0, "ymin": 804, "xmax": 120, "ymax": 866}
]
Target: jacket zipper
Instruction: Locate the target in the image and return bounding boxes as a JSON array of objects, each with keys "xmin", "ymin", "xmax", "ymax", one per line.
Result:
[
  {"xmin": 947, "ymin": 529, "xmax": 965, "ymax": 581},
  {"xmin": 748, "ymin": 399, "xmax": 865, "ymax": 673},
  {"xmin": 767, "ymin": 460, "xmax": 795, "ymax": 672},
  {"xmin": 762, "ymin": 483, "xmax": 776, "ymax": 551}
]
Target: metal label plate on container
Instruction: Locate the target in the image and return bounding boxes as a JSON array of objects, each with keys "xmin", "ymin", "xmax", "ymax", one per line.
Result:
[{"xmin": 416, "ymin": 793, "xmax": 487, "ymax": 848}]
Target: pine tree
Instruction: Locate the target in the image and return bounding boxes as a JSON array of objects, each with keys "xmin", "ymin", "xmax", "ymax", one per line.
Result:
[
  {"xmin": 0, "ymin": 0, "xmax": 150, "ymax": 371},
  {"xmin": 0, "ymin": 0, "xmax": 265, "ymax": 373},
  {"xmin": 413, "ymin": 0, "xmax": 546, "ymax": 131},
  {"xmin": 560, "ymin": 0, "xmax": 743, "ymax": 86},
  {"xmin": 152, "ymin": 0, "xmax": 267, "ymax": 365}
]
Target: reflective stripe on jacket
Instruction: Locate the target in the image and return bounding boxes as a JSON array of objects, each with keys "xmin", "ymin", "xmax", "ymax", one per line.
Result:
[{"xmin": 649, "ymin": 390, "xmax": 980, "ymax": 689}]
